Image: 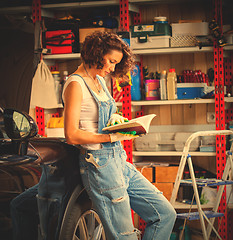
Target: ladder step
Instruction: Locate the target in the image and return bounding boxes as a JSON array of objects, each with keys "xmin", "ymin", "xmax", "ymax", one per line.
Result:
[
  {"xmin": 180, "ymin": 178, "xmax": 233, "ymax": 187},
  {"xmin": 177, "ymin": 210, "xmax": 224, "ymax": 220}
]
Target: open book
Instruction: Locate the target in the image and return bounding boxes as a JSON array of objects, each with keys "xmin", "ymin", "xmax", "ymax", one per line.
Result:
[{"xmin": 102, "ymin": 114, "xmax": 156, "ymax": 135}]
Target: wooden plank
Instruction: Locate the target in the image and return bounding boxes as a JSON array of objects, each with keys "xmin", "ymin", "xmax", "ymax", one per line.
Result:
[
  {"xmin": 207, "ymin": 103, "xmax": 215, "ymax": 112},
  {"xmin": 194, "ymin": 52, "xmax": 208, "ymax": 73},
  {"xmin": 171, "ymin": 104, "xmax": 184, "ymax": 125},
  {"xmin": 144, "ymin": 105, "xmax": 161, "ymax": 125},
  {"xmin": 159, "ymin": 105, "xmax": 172, "ymax": 125},
  {"xmin": 158, "ymin": 54, "xmax": 171, "ymax": 73},
  {"xmin": 195, "ymin": 104, "xmax": 207, "ymax": 124},
  {"xmin": 183, "ymin": 104, "xmax": 196, "ymax": 124}
]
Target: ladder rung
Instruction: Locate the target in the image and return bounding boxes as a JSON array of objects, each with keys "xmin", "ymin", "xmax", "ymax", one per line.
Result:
[
  {"xmin": 180, "ymin": 178, "xmax": 233, "ymax": 187},
  {"xmin": 177, "ymin": 210, "xmax": 224, "ymax": 220}
]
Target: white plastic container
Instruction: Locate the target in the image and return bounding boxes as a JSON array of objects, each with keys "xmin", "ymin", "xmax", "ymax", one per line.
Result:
[
  {"xmin": 171, "ymin": 22, "xmax": 209, "ymax": 36},
  {"xmin": 46, "ymin": 128, "xmax": 65, "ymax": 138},
  {"xmin": 130, "ymin": 35, "xmax": 170, "ymax": 49}
]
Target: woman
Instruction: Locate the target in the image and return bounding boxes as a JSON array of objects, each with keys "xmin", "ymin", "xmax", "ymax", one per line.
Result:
[{"xmin": 62, "ymin": 31, "xmax": 176, "ymax": 240}]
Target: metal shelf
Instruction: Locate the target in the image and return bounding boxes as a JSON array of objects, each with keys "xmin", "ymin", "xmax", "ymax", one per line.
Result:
[
  {"xmin": 43, "ymin": 53, "xmax": 81, "ymax": 60},
  {"xmin": 132, "ymin": 45, "xmax": 233, "ymax": 55},
  {"xmin": 0, "ymin": 1, "xmax": 119, "ymax": 14},
  {"xmin": 41, "ymin": 45, "xmax": 233, "ymax": 60},
  {"xmin": 133, "ymin": 151, "xmax": 216, "ymax": 157},
  {"xmin": 131, "ymin": 97, "xmax": 233, "ymax": 106}
]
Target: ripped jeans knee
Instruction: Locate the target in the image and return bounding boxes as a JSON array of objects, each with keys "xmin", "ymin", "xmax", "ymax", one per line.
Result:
[{"xmin": 121, "ymin": 228, "xmax": 142, "ymax": 240}]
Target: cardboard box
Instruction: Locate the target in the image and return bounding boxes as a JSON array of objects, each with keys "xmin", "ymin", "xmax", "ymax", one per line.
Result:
[
  {"xmin": 153, "ymin": 182, "xmax": 174, "ymax": 200},
  {"xmin": 154, "ymin": 166, "xmax": 178, "ymax": 183},
  {"xmin": 136, "ymin": 167, "xmax": 153, "ymax": 182},
  {"xmin": 79, "ymin": 27, "xmax": 113, "ymax": 43}
]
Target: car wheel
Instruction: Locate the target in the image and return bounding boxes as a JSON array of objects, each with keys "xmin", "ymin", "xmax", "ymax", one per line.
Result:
[{"xmin": 59, "ymin": 193, "xmax": 106, "ymax": 240}]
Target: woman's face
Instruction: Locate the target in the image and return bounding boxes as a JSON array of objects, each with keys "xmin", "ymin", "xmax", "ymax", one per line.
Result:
[{"xmin": 97, "ymin": 50, "xmax": 123, "ymax": 77}]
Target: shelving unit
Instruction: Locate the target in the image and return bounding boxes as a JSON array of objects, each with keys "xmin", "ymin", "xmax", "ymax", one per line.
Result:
[{"xmin": 124, "ymin": 0, "xmax": 233, "ymax": 239}]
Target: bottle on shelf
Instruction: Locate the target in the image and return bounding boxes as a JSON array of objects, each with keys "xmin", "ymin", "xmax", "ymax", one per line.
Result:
[
  {"xmin": 167, "ymin": 68, "xmax": 177, "ymax": 100},
  {"xmin": 159, "ymin": 70, "xmax": 167, "ymax": 100},
  {"xmin": 60, "ymin": 71, "xmax": 69, "ymax": 103},
  {"xmin": 131, "ymin": 64, "xmax": 142, "ymax": 101},
  {"xmin": 51, "ymin": 71, "xmax": 62, "ymax": 104},
  {"xmin": 63, "ymin": 70, "xmax": 69, "ymax": 81}
]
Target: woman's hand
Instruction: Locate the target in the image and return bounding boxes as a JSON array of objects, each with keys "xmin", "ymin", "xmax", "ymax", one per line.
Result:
[
  {"xmin": 109, "ymin": 132, "xmax": 138, "ymax": 143},
  {"xmin": 107, "ymin": 113, "xmax": 128, "ymax": 127}
]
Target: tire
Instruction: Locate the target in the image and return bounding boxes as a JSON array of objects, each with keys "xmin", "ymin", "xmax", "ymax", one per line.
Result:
[{"xmin": 59, "ymin": 191, "xmax": 106, "ymax": 240}]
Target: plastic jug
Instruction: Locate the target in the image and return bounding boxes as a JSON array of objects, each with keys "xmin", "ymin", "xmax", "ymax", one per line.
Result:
[
  {"xmin": 167, "ymin": 68, "xmax": 177, "ymax": 100},
  {"xmin": 131, "ymin": 65, "xmax": 141, "ymax": 101}
]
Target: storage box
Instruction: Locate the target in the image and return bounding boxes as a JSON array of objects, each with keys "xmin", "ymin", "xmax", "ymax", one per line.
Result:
[
  {"xmin": 171, "ymin": 22, "xmax": 209, "ymax": 36},
  {"xmin": 153, "ymin": 182, "xmax": 174, "ymax": 200},
  {"xmin": 131, "ymin": 23, "xmax": 171, "ymax": 37},
  {"xmin": 130, "ymin": 23, "xmax": 170, "ymax": 49},
  {"xmin": 134, "ymin": 132, "xmax": 176, "ymax": 151},
  {"xmin": 177, "ymin": 83, "xmax": 207, "ymax": 99},
  {"xmin": 44, "ymin": 18, "xmax": 80, "ymax": 53},
  {"xmin": 79, "ymin": 27, "xmax": 113, "ymax": 43},
  {"xmin": 154, "ymin": 166, "xmax": 178, "ymax": 183},
  {"xmin": 136, "ymin": 167, "xmax": 153, "ymax": 182},
  {"xmin": 170, "ymin": 35, "xmax": 197, "ymax": 47},
  {"xmin": 134, "ymin": 132, "xmax": 200, "ymax": 152},
  {"xmin": 130, "ymin": 35, "xmax": 170, "ymax": 49},
  {"xmin": 45, "ymin": 30, "xmax": 74, "ymax": 54}
]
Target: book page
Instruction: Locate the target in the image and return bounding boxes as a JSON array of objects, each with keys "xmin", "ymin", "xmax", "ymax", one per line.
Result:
[{"xmin": 102, "ymin": 114, "xmax": 156, "ymax": 135}]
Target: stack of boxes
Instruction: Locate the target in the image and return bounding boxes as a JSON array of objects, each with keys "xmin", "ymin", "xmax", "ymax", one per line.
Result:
[
  {"xmin": 136, "ymin": 164, "xmax": 178, "ymax": 200},
  {"xmin": 134, "ymin": 164, "xmax": 178, "ymax": 233}
]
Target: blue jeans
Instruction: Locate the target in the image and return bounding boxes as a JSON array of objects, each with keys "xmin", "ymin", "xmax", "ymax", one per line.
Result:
[
  {"xmin": 10, "ymin": 184, "xmax": 39, "ymax": 240},
  {"xmin": 79, "ymin": 144, "xmax": 176, "ymax": 240}
]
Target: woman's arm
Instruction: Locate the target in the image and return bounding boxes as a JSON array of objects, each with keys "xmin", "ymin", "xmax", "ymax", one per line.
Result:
[{"xmin": 63, "ymin": 81, "xmax": 111, "ymax": 145}]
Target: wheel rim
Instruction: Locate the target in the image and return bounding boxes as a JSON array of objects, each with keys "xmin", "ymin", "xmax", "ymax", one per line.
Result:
[{"xmin": 73, "ymin": 209, "xmax": 106, "ymax": 240}]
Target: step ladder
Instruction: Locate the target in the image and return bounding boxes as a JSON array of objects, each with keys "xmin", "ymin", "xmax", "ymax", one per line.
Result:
[{"xmin": 170, "ymin": 130, "xmax": 233, "ymax": 240}]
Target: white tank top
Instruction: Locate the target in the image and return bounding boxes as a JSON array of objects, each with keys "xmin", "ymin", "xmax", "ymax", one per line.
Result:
[{"xmin": 62, "ymin": 74, "xmax": 109, "ymax": 150}]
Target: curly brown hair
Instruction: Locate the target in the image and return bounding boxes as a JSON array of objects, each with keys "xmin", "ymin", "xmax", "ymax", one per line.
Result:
[{"xmin": 81, "ymin": 31, "xmax": 135, "ymax": 77}]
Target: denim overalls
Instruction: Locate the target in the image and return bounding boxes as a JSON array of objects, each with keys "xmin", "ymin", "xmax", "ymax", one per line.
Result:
[{"xmin": 79, "ymin": 75, "xmax": 177, "ymax": 240}]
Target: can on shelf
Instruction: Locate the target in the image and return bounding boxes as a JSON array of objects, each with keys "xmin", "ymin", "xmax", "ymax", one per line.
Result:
[{"xmin": 145, "ymin": 79, "xmax": 160, "ymax": 100}]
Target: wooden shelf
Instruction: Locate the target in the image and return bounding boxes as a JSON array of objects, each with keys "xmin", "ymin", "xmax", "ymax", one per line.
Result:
[
  {"xmin": 132, "ymin": 45, "xmax": 233, "ymax": 55},
  {"xmin": 117, "ymin": 97, "xmax": 233, "ymax": 107},
  {"xmin": 133, "ymin": 46, "xmax": 214, "ymax": 55},
  {"xmin": 41, "ymin": 45, "xmax": 233, "ymax": 60},
  {"xmin": 43, "ymin": 53, "xmax": 81, "ymax": 60},
  {"xmin": 133, "ymin": 151, "xmax": 216, "ymax": 157},
  {"xmin": 131, "ymin": 97, "xmax": 233, "ymax": 106},
  {"xmin": 0, "ymin": 1, "xmax": 119, "ymax": 14}
]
